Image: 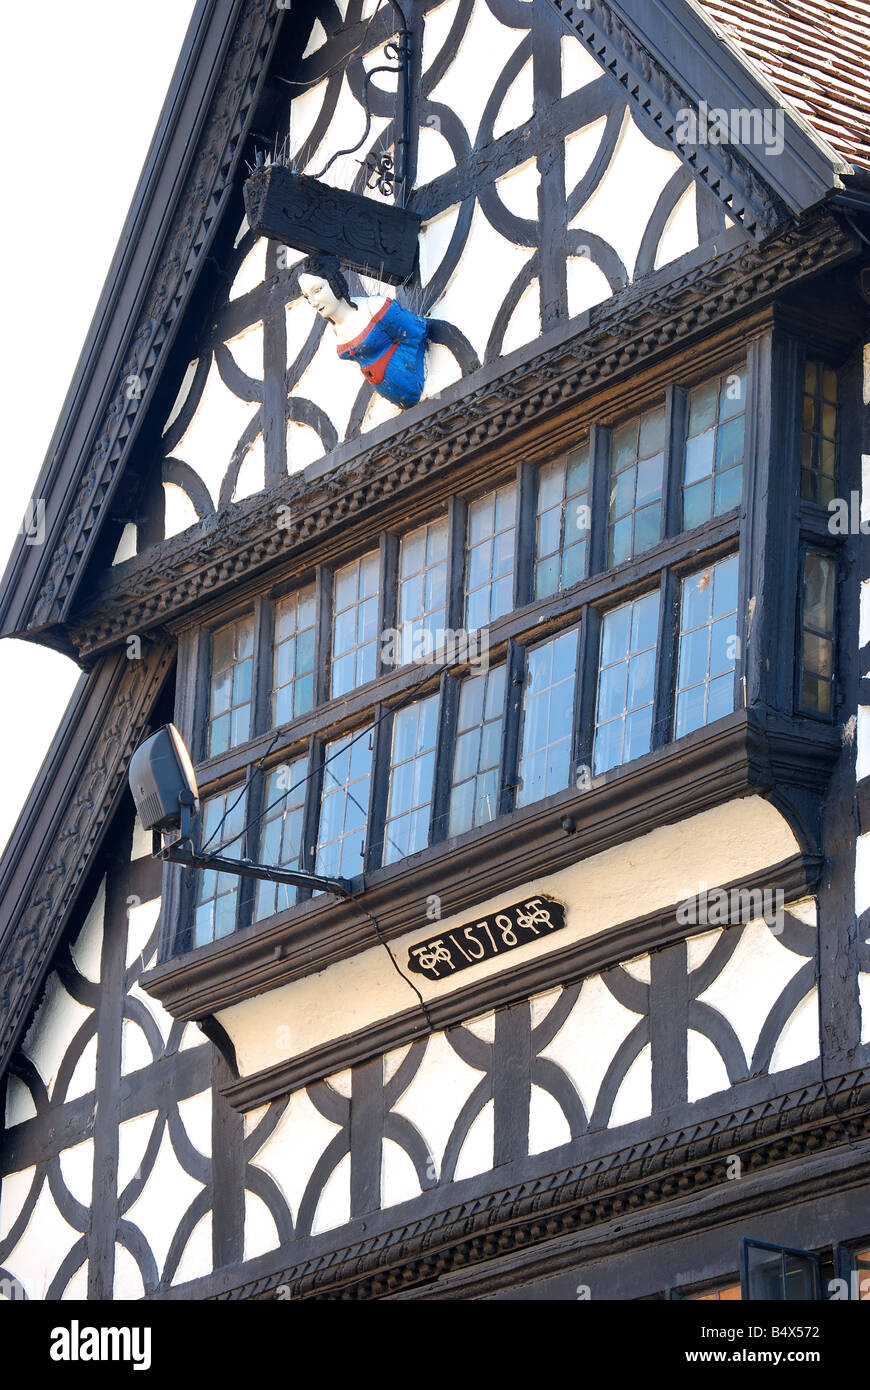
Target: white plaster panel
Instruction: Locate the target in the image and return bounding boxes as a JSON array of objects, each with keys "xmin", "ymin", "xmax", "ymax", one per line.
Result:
[
  {"xmin": 566, "ymin": 253, "xmax": 612, "ymax": 319},
  {"xmin": 528, "ymin": 1082, "xmax": 572, "ymax": 1155},
  {"xmin": 565, "ymin": 116, "xmax": 609, "ymax": 199},
  {"xmin": 291, "ymin": 332, "xmax": 361, "ymax": 444},
  {"xmin": 654, "ymin": 183, "xmax": 698, "ymax": 271},
  {"xmin": 225, "ymin": 322, "xmax": 264, "ymax": 382},
  {"xmin": 687, "ymin": 929, "xmax": 719, "ymax": 972},
  {"xmin": 687, "ymin": 1027, "xmax": 731, "ymax": 1102},
  {"xmin": 454, "ymin": 1096, "xmax": 494, "ymax": 1180},
  {"xmin": 171, "ymin": 1213, "xmax": 212, "ymax": 1287},
  {"xmin": 219, "ymin": 796, "xmax": 799, "ymax": 1077},
  {"xmin": 171, "ymin": 357, "xmax": 259, "ymax": 510},
  {"xmin": 312, "ymin": 1151, "xmax": 351, "ymax": 1235},
  {"xmin": 295, "ymin": 74, "xmax": 389, "ymax": 185},
  {"xmin": 529, "ymin": 987, "xmax": 562, "ymax": 1029},
  {"xmin": 427, "ymin": 0, "xmax": 526, "ymax": 148},
  {"xmin": 244, "ymin": 1103, "xmax": 271, "ymax": 1137},
  {"xmin": 770, "ymin": 989, "xmax": 819, "ymax": 1073},
  {"xmin": 561, "ymin": 33, "xmax": 602, "ymax": 97},
  {"xmin": 423, "ymin": 0, "xmax": 460, "ymax": 75},
  {"xmin": 390, "ymin": 1030, "xmax": 484, "ymax": 1178},
  {"xmin": 248, "ymin": 1087, "xmax": 341, "ymax": 1225},
  {"xmin": 491, "ymin": 55, "xmax": 534, "ymax": 142},
  {"xmin": 61, "ymin": 1262, "xmax": 89, "ymax": 1301},
  {"xmin": 121, "ymin": 1019, "xmax": 156, "ymax": 1076},
  {"xmin": 1, "ymin": 1177, "xmax": 80, "ymax": 1300},
  {"xmin": 418, "ymin": 203, "xmax": 461, "ymax": 287},
  {"xmin": 163, "ymin": 482, "xmax": 200, "ymax": 539},
  {"xmin": 383, "ymin": 1043, "xmax": 412, "ymax": 1085},
  {"xmin": 361, "ymin": 390, "xmax": 402, "ymax": 434},
  {"xmin": 416, "ymin": 122, "xmax": 457, "ymax": 184},
  {"xmin": 112, "ymin": 523, "xmax": 137, "ymax": 566},
  {"xmin": 621, "ymin": 954, "xmax": 652, "ymax": 983},
  {"xmin": 233, "ymin": 433, "xmax": 266, "ymax": 498},
  {"xmin": 860, "ymin": 972, "xmax": 870, "ymax": 1044},
  {"xmin": 4, "ymin": 1073, "xmax": 37, "ymax": 1128},
  {"xmin": 609, "ymin": 1043, "xmax": 652, "ymax": 1127},
  {"xmin": 327, "ymin": 1068, "xmax": 353, "ymax": 1098},
  {"xmin": 177, "ymin": 1092, "xmax": 213, "ymax": 1160},
  {"xmin": 125, "ymin": 1127, "xmax": 206, "ymax": 1279},
  {"xmin": 569, "ymin": 108, "xmax": 689, "ymax": 280},
  {"xmin": 0, "ymin": 1165, "xmax": 37, "ymax": 1242},
  {"xmin": 163, "ymin": 359, "xmax": 199, "ymax": 437},
  {"xmin": 381, "ymin": 1136, "xmax": 422, "ymax": 1209},
  {"xmin": 58, "ymin": 1140, "xmax": 94, "ymax": 1210},
  {"xmin": 21, "ymin": 973, "xmax": 92, "ymax": 1100},
  {"xmin": 855, "ymin": 834, "xmax": 870, "ymax": 917},
  {"xmin": 495, "ymin": 157, "xmax": 539, "ymax": 221},
  {"xmin": 244, "ymin": 1192, "xmax": 280, "ymax": 1262},
  {"xmin": 302, "ymin": 17, "xmax": 327, "ymax": 60},
  {"xmin": 501, "ymin": 277, "xmax": 540, "ymax": 356},
  {"xmin": 66, "ymin": 1035, "xmax": 98, "ymax": 1103},
  {"xmin": 697, "ymin": 918, "xmax": 815, "ymax": 1070},
  {"xmin": 421, "ymin": 340, "xmax": 463, "ymax": 397},
  {"xmin": 858, "ymin": 707, "xmax": 870, "ymax": 782},
  {"xmin": 229, "ymin": 240, "xmax": 267, "ymax": 301},
  {"xmin": 860, "ymin": 578, "xmax": 870, "ymax": 649},
  {"xmin": 429, "ymin": 200, "xmax": 534, "ymax": 361},
  {"xmin": 538, "ymin": 974, "xmax": 642, "ymax": 1121},
  {"xmin": 113, "ymin": 1243, "xmax": 145, "ymax": 1301},
  {"xmin": 464, "ymin": 1011, "xmax": 495, "ymax": 1042},
  {"xmin": 117, "ymin": 1111, "xmax": 160, "ymax": 1197},
  {"xmin": 126, "ymin": 897, "xmax": 160, "ymax": 971}
]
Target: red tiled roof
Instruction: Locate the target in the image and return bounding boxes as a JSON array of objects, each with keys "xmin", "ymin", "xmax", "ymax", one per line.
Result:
[{"xmin": 700, "ymin": 0, "xmax": 870, "ymax": 170}]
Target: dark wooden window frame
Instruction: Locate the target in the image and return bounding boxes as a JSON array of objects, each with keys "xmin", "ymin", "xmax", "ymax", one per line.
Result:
[{"xmin": 153, "ymin": 324, "xmax": 846, "ymax": 1014}]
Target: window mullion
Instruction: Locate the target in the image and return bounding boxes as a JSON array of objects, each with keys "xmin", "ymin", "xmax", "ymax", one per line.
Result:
[
  {"xmin": 651, "ymin": 570, "xmax": 678, "ymax": 750},
  {"xmin": 574, "ymin": 605, "xmax": 599, "ymax": 781},
  {"xmin": 515, "ymin": 458, "xmax": 536, "ymax": 609},
  {"xmin": 378, "ymin": 534, "xmax": 398, "ymax": 677},
  {"xmin": 365, "ymin": 707, "xmax": 392, "ymax": 874},
  {"xmin": 663, "ymin": 383, "xmax": 688, "ymax": 539},
  {"xmin": 251, "ymin": 595, "xmax": 272, "ymax": 739},
  {"xmin": 314, "ymin": 564, "xmax": 332, "ymax": 706},
  {"xmin": 431, "ymin": 671, "xmax": 458, "ymax": 845},
  {"xmin": 306, "ymin": 735, "xmax": 327, "ymax": 872},
  {"xmin": 587, "ymin": 423, "xmax": 610, "ymax": 578},
  {"xmin": 446, "ymin": 495, "xmax": 466, "ymax": 632},
  {"xmin": 499, "ymin": 639, "xmax": 525, "ymax": 816}
]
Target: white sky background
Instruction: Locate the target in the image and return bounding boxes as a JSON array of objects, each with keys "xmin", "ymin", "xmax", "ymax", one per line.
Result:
[{"xmin": 0, "ymin": 1, "xmax": 199, "ymax": 853}]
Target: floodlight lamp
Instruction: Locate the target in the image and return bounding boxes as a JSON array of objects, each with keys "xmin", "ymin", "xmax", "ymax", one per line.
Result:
[{"xmin": 128, "ymin": 723, "xmax": 199, "ymax": 834}]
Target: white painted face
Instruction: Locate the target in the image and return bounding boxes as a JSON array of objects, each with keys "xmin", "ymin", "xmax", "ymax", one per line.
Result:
[{"xmin": 298, "ymin": 272, "xmax": 342, "ymax": 320}]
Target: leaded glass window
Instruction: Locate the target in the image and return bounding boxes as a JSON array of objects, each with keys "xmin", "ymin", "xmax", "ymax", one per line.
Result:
[
  {"xmin": 398, "ymin": 517, "xmax": 448, "ymax": 664},
  {"xmin": 465, "ymin": 485, "xmax": 516, "ymax": 630},
  {"xmin": 255, "ymin": 755, "xmax": 308, "ymax": 920},
  {"xmin": 800, "ymin": 361, "xmax": 838, "ymax": 506},
  {"xmin": 516, "ymin": 629, "xmax": 579, "ymax": 806},
  {"xmin": 383, "ymin": 695, "xmax": 439, "ymax": 864},
  {"xmin": 193, "ymin": 788, "xmax": 246, "ymax": 946},
  {"xmin": 683, "ymin": 366, "xmax": 746, "ymax": 528},
  {"xmin": 609, "ymin": 404, "xmax": 665, "ymax": 565},
  {"xmin": 594, "ymin": 591, "xmax": 660, "ymax": 774},
  {"xmin": 273, "ymin": 586, "xmax": 316, "ymax": 725},
  {"xmin": 331, "ymin": 552, "xmax": 380, "ymax": 698},
  {"xmin": 799, "ymin": 552, "xmax": 835, "ymax": 715},
  {"xmin": 208, "ymin": 615, "xmax": 254, "ymax": 756},
  {"xmin": 316, "ymin": 728, "xmax": 373, "ymax": 880},
  {"xmin": 535, "ymin": 446, "xmax": 590, "ymax": 598},
  {"xmin": 449, "ymin": 664, "xmax": 506, "ymax": 835},
  {"xmin": 675, "ymin": 553, "xmax": 739, "ymax": 737}
]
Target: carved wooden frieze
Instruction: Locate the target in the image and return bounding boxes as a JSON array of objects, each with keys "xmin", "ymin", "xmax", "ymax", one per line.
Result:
[{"xmin": 243, "ymin": 165, "xmax": 421, "ymax": 284}]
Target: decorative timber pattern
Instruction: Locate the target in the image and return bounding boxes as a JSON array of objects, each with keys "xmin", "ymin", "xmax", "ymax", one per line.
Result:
[
  {"xmin": 150, "ymin": 0, "xmax": 724, "ymax": 539},
  {"xmin": 71, "ymin": 212, "xmax": 857, "ymax": 660},
  {"xmin": 0, "ymin": 879, "xmax": 825, "ymax": 1299}
]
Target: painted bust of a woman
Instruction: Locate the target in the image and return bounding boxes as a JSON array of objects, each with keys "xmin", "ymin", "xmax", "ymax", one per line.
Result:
[{"xmin": 297, "ymin": 255, "xmax": 428, "ymax": 409}]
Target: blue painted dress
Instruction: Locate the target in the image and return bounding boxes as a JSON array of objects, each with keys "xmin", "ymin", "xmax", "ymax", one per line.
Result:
[{"xmin": 337, "ymin": 298, "xmax": 427, "ymax": 408}]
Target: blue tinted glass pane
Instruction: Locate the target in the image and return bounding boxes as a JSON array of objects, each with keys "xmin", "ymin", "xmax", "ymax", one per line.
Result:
[
  {"xmin": 688, "ymin": 379, "xmax": 718, "ymax": 434},
  {"xmin": 401, "ymin": 528, "xmax": 425, "ymax": 575},
  {"xmin": 624, "ymin": 705, "xmax": 653, "ymax": 761},
  {"xmin": 491, "ymin": 575, "xmax": 513, "ymax": 620},
  {"xmin": 598, "ymin": 664, "xmax": 627, "ymax": 723},
  {"xmin": 331, "ymin": 653, "xmax": 353, "ymax": 697},
  {"xmin": 713, "ymin": 464, "xmax": 742, "ymax": 514},
  {"xmin": 685, "ymin": 430, "xmax": 715, "ymax": 484},
  {"xmin": 631, "ymin": 592, "xmax": 660, "ymax": 652},
  {"xmin": 449, "ymin": 780, "xmax": 474, "ymax": 836},
  {"xmin": 635, "ymin": 454, "xmax": 663, "ymax": 505},
  {"xmin": 719, "ymin": 370, "xmax": 746, "ymax": 419},
  {"xmin": 713, "ymin": 554, "xmax": 739, "ymax": 618},
  {"xmin": 552, "ymin": 629, "xmax": 579, "ymax": 683},
  {"xmin": 537, "ymin": 506, "xmax": 562, "ymax": 558},
  {"xmin": 716, "ymin": 415, "xmax": 745, "ymax": 470},
  {"xmin": 639, "ymin": 407, "xmax": 666, "ymax": 457},
  {"xmin": 495, "ymin": 486, "xmax": 517, "ymax": 533},
  {"xmin": 682, "ymin": 571, "xmax": 713, "ymax": 631},
  {"xmin": 454, "ymin": 729, "xmax": 480, "ymax": 782},
  {"xmin": 594, "ymin": 719, "xmax": 622, "ymax": 775},
  {"xmin": 633, "ymin": 502, "xmax": 661, "ymax": 555},
  {"xmin": 706, "ymin": 672, "xmax": 734, "ymax": 723},
  {"xmin": 231, "ymin": 707, "xmax": 249, "ymax": 746},
  {"xmin": 610, "ymin": 469, "xmax": 635, "ymax": 519},
  {"xmin": 683, "ymin": 480, "xmax": 712, "ymax": 529},
  {"xmin": 709, "ymin": 617, "xmax": 736, "ymax": 677},
  {"xmin": 676, "ymin": 684, "xmax": 706, "ymax": 738},
  {"xmin": 333, "ymin": 609, "xmax": 355, "ymax": 656},
  {"xmin": 485, "ymin": 667, "xmax": 506, "ymax": 719},
  {"xmin": 535, "ymin": 554, "xmax": 559, "ymax": 599},
  {"xmin": 295, "ymin": 672, "xmax": 314, "ymax": 715},
  {"xmin": 610, "ymin": 516, "xmax": 632, "ymax": 566},
  {"xmin": 334, "ymin": 563, "xmax": 357, "ymax": 610},
  {"xmin": 627, "ymin": 650, "xmax": 656, "ymax": 710},
  {"xmin": 679, "ymin": 625, "xmax": 710, "ymax": 690},
  {"xmin": 468, "ymin": 540, "xmax": 492, "ymax": 590},
  {"xmin": 561, "ymin": 540, "xmax": 586, "ymax": 590},
  {"xmin": 209, "ymin": 714, "xmax": 230, "ymax": 756},
  {"xmin": 601, "ymin": 605, "xmax": 630, "ymax": 666},
  {"xmin": 538, "ymin": 462, "xmax": 564, "ymax": 512},
  {"xmin": 233, "ymin": 659, "xmax": 252, "ymax": 704},
  {"xmin": 212, "ymin": 669, "xmax": 232, "ymax": 715}
]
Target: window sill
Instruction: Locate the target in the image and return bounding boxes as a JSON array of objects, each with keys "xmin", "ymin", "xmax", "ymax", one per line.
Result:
[{"xmin": 141, "ymin": 707, "xmax": 840, "ymax": 1026}]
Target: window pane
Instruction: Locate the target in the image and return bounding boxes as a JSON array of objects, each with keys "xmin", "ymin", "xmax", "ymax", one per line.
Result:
[
  {"xmin": 799, "ymin": 552, "xmax": 836, "ymax": 715},
  {"xmin": 682, "ymin": 365, "xmax": 746, "ymax": 527},
  {"xmin": 208, "ymin": 615, "xmax": 255, "ymax": 757},
  {"xmin": 594, "ymin": 592, "xmax": 660, "ymax": 774},
  {"xmin": 534, "ymin": 446, "xmax": 590, "ymax": 598},
  {"xmin": 255, "ymin": 755, "xmax": 308, "ymax": 920},
  {"xmin": 798, "ymin": 360, "xmax": 838, "ymax": 504},
  {"xmin": 465, "ymin": 486, "xmax": 516, "ymax": 628},
  {"xmin": 316, "ymin": 727, "xmax": 373, "ymax": 880},
  {"xmin": 384, "ymin": 695, "xmax": 439, "ymax": 864},
  {"xmin": 675, "ymin": 553, "xmax": 739, "ymax": 738},
  {"xmin": 608, "ymin": 404, "xmax": 664, "ymax": 563},
  {"xmin": 397, "ymin": 517, "xmax": 448, "ymax": 668},
  {"xmin": 517, "ymin": 630, "xmax": 578, "ymax": 806},
  {"xmin": 332, "ymin": 553, "xmax": 380, "ymax": 698},
  {"xmin": 194, "ymin": 787, "xmax": 247, "ymax": 947},
  {"xmin": 272, "ymin": 585, "xmax": 316, "ymax": 727}
]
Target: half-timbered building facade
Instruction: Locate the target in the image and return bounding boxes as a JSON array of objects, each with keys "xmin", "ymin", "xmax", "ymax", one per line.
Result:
[{"xmin": 2, "ymin": 0, "xmax": 870, "ymax": 1301}]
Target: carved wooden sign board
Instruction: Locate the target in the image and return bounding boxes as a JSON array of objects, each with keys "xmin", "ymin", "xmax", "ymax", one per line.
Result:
[
  {"xmin": 243, "ymin": 165, "xmax": 421, "ymax": 284},
  {"xmin": 408, "ymin": 897, "xmax": 567, "ymax": 979}
]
